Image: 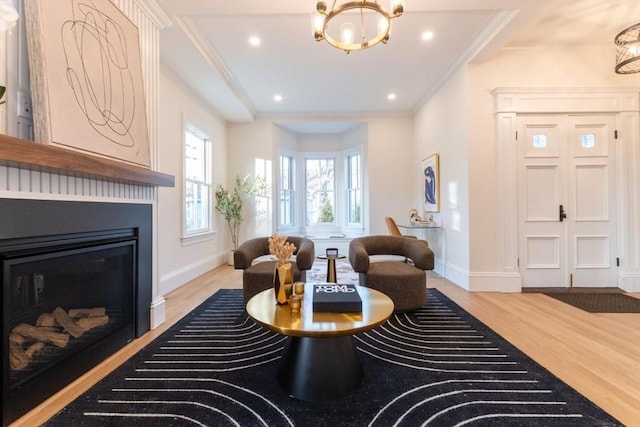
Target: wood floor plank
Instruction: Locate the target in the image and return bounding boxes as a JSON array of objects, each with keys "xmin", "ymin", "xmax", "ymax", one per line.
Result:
[{"xmin": 10, "ymin": 267, "xmax": 640, "ymax": 427}]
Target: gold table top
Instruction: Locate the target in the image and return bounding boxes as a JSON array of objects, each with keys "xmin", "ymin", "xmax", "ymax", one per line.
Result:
[{"xmin": 246, "ymin": 284, "xmax": 394, "ymax": 338}]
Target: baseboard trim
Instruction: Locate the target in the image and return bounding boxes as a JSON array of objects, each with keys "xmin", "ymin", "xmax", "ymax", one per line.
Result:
[{"xmin": 149, "ymin": 296, "xmax": 166, "ymax": 329}]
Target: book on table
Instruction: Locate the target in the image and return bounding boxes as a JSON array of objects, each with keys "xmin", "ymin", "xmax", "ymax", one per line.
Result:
[{"xmin": 312, "ymin": 284, "xmax": 362, "ymax": 313}]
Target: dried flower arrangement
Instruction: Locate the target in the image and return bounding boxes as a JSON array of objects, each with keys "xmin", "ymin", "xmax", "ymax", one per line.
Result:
[{"xmin": 268, "ymin": 233, "xmax": 296, "ymax": 264}]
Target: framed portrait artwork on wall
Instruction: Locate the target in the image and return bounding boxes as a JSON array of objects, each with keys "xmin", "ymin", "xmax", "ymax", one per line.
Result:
[{"xmin": 422, "ymin": 153, "xmax": 439, "ymax": 212}]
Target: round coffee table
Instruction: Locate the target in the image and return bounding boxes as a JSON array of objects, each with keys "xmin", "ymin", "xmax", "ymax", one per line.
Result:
[{"xmin": 246, "ymin": 285, "xmax": 394, "ymax": 401}]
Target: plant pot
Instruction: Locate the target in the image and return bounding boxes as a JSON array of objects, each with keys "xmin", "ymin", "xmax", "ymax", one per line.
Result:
[{"xmin": 228, "ymin": 250, "xmax": 235, "ymax": 266}]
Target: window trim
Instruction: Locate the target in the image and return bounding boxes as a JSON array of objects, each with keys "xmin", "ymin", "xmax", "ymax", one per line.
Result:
[
  {"xmin": 276, "ymin": 145, "xmax": 364, "ymax": 236},
  {"xmin": 279, "ymin": 153, "xmax": 295, "ymax": 227},
  {"xmin": 182, "ymin": 122, "xmax": 214, "ymax": 244},
  {"xmin": 345, "ymin": 150, "xmax": 363, "ymax": 227},
  {"xmin": 304, "ymin": 155, "xmax": 337, "ymax": 227}
]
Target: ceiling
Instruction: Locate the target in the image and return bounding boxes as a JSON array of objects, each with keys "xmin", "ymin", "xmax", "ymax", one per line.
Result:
[{"xmin": 156, "ymin": 0, "xmax": 640, "ymax": 132}]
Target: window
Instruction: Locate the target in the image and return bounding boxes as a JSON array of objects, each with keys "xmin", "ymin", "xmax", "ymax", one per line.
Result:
[
  {"xmin": 279, "ymin": 155, "xmax": 294, "ymax": 226},
  {"xmin": 346, "ymin": 153, "xmax": 361, "ymax": 224},
  {"xmin": 305, "ymin": 158, "xmax": 335, "ymax": 225},
  {"xmin": 277, "ymin": 145, "xmax": 364, "ymax": 235},
  {"xmin": 184, "ymin": 126, "xmax": 212, "ymax": 236}
]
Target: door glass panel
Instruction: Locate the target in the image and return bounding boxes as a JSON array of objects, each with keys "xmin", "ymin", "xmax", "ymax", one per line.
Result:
[
  {"xmin": 581, "ymin": 134, "xmax": 595, "ymax": 148},
  {"xmin": 524, "ymin": 123, "xmax": 559, "ymax": 157},
  {"xmin": 532, "ymin": 134, "xmax": 547, "ymax": 148}
]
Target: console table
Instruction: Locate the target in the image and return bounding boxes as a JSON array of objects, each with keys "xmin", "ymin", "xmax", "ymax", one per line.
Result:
[{"xmin": 399, "ymin": 224, "xmax": 445, "ymax": 275}]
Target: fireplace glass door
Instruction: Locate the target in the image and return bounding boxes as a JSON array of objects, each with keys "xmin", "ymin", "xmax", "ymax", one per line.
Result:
[{"xmin": 2, "ymin": 237, "xmax": 136, "ymax": 399}]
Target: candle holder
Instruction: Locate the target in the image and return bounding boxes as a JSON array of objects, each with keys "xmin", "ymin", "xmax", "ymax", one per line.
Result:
[
  {"xmin": 293, "ymin": 282, "xmax": 305, "ymax": 297},
  {"xmin": 289, "ymin": 295, "xmax": 302, "ymax": 312}
]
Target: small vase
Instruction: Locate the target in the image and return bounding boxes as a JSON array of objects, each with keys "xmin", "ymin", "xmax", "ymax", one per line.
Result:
[{"xmin": 274, "ymin": 262, "xmax": 292, "ymax": 305}]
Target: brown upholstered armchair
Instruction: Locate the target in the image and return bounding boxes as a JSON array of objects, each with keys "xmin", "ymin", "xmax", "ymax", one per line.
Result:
[
  {"xmin": 234, "ymin": 236, "xmax": 315, "ymax": 303},
  {"xmin": 349, "ymin": 235, "xmax": 434, "ymax": 311}
]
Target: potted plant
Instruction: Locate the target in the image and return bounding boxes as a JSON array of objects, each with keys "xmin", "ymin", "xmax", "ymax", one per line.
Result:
[
  {"xmin": 0, "ymin": 85, "xmax": 6, "ymax": 105},
  {"xmin": 215, "ymin": 174, "xmax": 266, "ymax": 264}
]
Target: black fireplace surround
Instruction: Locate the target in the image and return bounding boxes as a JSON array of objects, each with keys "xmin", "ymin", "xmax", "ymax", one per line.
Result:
[{"xmin": 0, "ymin": 199, "xmax": 152, "ymax": 425}]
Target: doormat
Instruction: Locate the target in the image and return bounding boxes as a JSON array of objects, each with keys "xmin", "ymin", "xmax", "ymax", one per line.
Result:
[{"xmin": 544, "ymin": 292, "xmax": 640, "ymax": 313}]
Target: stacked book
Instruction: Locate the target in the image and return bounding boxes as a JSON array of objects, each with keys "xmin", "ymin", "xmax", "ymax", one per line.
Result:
[{"xmin": 312, "ymin": 284, "xmax": 362, "ymax": 313}]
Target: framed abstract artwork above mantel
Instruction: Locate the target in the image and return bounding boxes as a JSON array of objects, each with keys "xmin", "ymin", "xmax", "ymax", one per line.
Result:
[
  {"xmin": 422, "ymin": 153, "xmax": 440, "ymax": 212},
  {"xmin": 24, "ymin": 0, "xmax": 151, "ymax": 168}
]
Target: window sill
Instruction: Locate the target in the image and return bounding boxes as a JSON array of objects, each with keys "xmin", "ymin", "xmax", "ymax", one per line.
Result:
[{"xmin": 181, "ymin": 231, "xmax": 215, "ymax": 246}]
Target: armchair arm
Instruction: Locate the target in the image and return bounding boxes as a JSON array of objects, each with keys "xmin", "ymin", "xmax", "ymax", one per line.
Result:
[
  {"xmin": 294, "ymin": 238, "xmax": 315, "ymax": 270},
  {"xmin": 403, "ymin": 238, "xmax": 435, "ymax": 271},
  {"xmin": 234, "ymin": 238, "xmax": 267, "ymax": 269},
  {"xmin": 348, "ymin": 238, "xmax": 371, "ymax": 273}
]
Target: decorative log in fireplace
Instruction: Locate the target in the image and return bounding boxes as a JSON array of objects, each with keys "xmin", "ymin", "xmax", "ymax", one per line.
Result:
[
  {"xmin": 1, "ymin": 199, "xmax": 152, "ymax": 426},
  {"xmin": 10, "ymin": 306, "xmax": 110, "ymax": 371}
]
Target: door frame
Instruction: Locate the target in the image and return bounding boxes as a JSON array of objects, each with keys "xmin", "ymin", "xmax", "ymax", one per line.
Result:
[{"xmin": 493, "ymin": 87, "xmax": 640, "ymax": 292}]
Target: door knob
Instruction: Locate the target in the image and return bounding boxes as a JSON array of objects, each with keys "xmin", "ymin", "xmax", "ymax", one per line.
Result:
[{"xmin": 559, "ymin": 204, "xmax": 567, "ymax": 222}]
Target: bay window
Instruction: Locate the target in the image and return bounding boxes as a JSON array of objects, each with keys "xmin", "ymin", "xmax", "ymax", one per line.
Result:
[{"xmin": 277, "ymin": 146, "xmax": 363, "ymax": 234}]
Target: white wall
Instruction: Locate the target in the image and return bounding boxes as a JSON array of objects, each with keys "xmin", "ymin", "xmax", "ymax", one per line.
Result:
[
  {"xmin": 156, "ymin": 67, "xmax": 229, "ymax": 296},
  {"xmin": 366, "ymin": 116, "xmax": 414, "ymax": 235},
  {"xmin": 413, "ymin": 67, "xmax": 470, "ymax": 287},
  {"xmin": 227, "ymin": 119, "xmax": 275, "ymax": 239}
]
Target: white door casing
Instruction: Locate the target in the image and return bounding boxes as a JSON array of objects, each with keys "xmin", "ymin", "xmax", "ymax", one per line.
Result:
[
  {"xmin": 518, "ymin": 114, "xmax": 618, "ymax": 287},
  {"xmin": 494, "ymin": 88, "xmax": 640, "ymax": 293}
]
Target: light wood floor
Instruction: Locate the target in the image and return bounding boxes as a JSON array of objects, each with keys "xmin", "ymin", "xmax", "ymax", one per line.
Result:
[{"xmin": 11, "ymin": 266, "xmax": 640, "ymax": 427}]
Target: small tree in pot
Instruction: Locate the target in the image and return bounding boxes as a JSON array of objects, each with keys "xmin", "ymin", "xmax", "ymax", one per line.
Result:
[{"xmin": 214, "ymin": 174, "xmax": 266, "ymax": 252}]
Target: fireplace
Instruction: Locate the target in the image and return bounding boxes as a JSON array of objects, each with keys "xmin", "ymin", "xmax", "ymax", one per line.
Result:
[{"xmin": 1, "ymin": 199, "xmax": 152, "ymax": 426}]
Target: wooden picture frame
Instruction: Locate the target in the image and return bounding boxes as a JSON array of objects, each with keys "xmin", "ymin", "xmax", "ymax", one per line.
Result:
[
  {"xmin": 422, "ymin": 153, "xmax": 439, "ymax": 212},
  {"xmin": 24, "ymin": 0, "xmax": 151, "ymax": 167}
]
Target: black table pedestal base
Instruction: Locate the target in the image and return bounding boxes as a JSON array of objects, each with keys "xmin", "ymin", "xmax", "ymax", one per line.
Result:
[{"xmin": 277, "ymin": 335, "xmax": 363, "ymax": 401}]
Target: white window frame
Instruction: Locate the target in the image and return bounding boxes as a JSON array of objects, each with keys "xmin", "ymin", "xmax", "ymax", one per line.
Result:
[
  {"xmin": 279, "ymin": 154, "xmax": 295, "ymax": 227},
  {"xmin": 183, "ymin": 123, "xmax": 213, "ymax": 245},
  {"xmin": 345, "ymin": 150, "xmax": 363, "ymax": 227},
  {"xmin": 276, "ymin": 145, "xmax": 365, "ymax": 237},
  {"xmin": 304, "ymin": 155, "xmax": 337, "ymax": 228}
]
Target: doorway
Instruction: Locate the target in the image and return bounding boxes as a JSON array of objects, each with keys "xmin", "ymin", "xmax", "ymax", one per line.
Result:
[{"xmin": 517, "ymin": 114, "xmax": 617, "ymax": 288}]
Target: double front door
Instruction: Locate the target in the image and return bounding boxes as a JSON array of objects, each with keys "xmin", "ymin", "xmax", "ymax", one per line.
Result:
[{"xmin": 517, "ymin": 114, "xmax": 617, "ymax": 288}]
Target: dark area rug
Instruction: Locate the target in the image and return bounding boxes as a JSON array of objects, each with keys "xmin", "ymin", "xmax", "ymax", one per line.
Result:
[
  {"xmin": 45, "ymin": 288, "xmax": 622, "ymax": 426},
  {"xmin": 544, "ymin": 292, "xmax": 640, "ymax": 313}
]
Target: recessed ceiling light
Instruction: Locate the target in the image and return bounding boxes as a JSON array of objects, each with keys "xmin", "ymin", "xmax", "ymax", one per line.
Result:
[
  {"xmin": 421, "ymin": 31, "xmax": 434, "ymax": 41},
  {"xmin": 249, "ymin": 36, "xmax": 261, "ymax": 47},
  {"xmin": 274, "ymin": 94, "xmax": 283, "ymax": 102},
  {"xmin": 387, "ymin": 93, "xmax": 397, "ymax": 101}
]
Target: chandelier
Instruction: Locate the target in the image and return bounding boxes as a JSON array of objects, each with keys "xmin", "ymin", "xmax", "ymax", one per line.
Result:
[
  {"xmin": 312, "ymin": 1, "xmax": 405, "ymax": 53},
  {"xmin": 615, "ymin": 22, "xmax": 640, "ymax": 74}
]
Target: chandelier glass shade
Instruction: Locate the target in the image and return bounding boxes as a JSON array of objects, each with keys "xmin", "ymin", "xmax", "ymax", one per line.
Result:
[
  {"xmin": 312, "ymin": 1, "xmax": 405, "ymax": 53},
  {"xmin": 615, "ymin": 22, "xmax": 640, "ymax": 74}
]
